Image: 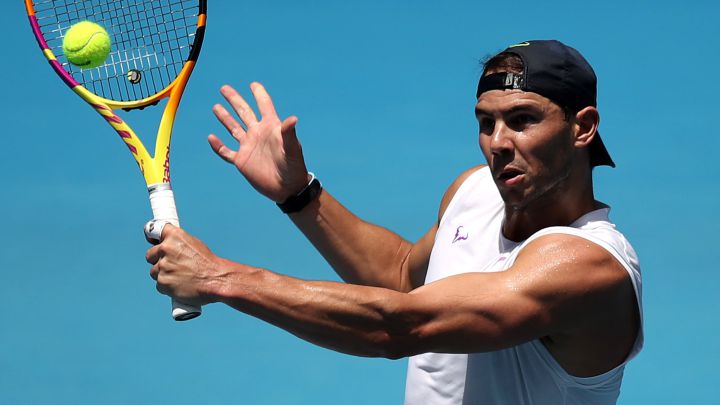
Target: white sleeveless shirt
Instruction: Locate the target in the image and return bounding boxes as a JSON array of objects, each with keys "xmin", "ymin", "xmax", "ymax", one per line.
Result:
[{"xmin": 404, "ymin": 167, "xmax": 643, "ymax": 405}]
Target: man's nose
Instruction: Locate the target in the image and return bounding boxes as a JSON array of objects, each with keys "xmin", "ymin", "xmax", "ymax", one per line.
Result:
[{"xmin": 489, "ymin": 122, "xmax": 514, "ymax": 156}]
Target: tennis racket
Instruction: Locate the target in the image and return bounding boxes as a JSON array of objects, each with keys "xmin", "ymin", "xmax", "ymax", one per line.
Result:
[{"xmin": 26, "ymin": 0, "xmax": 207, "ymax": 321}]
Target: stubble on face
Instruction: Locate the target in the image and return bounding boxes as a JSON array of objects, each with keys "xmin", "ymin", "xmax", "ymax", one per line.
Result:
[
  {"xmin": 505, "ymin": 124, "xmax": 575, "ymax": 212},
  {"xmin": 477, "ymin": 91, "xmax": 577, "ymax": 212}
]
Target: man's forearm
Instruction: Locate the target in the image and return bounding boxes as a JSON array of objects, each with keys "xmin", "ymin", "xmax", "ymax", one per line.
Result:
[
  {"xmin": 211, "ymin": 258, "xmax": 421, "ymax": 358},
  {"xmin": 288, "ymin": 190, "xmax": 416, "ymax": 291}
]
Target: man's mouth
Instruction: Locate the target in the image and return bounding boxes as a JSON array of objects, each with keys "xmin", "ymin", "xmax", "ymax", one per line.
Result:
[{"xmin": 497, "ymin": 167, "xmax": 524, "ymax": 185}]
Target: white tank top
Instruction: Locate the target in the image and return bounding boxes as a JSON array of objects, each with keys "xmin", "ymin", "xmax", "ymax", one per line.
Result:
[{"xmin": 404, "ymin": 167, "xmax": 643, "ymax": 405}]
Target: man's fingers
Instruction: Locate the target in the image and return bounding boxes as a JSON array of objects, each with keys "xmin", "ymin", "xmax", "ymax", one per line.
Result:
[
  {"xmin": 145, "ymin": 222, "xmax": 179, "ymax": 263},
  {"xmin": 213, "ymin": 104, "xmax": 246, "ymax": 141},
  {"xmin": 250, "ymin": 82, "xmax": 278, "ymax": 120},
  {"xmin": 281, "ymin": 115, "xmax": 298, "ymax": 138},
  {"xmin": 220, "ymin": 84, "xmax": 258, "ymax": 125},
  {"xmin": 161, "ymin": 223, "xmax": 179, "ymax": 241},
  {"xmin": 150, "ymin": 264, "xmax": 159, "ymax": 280},
  {"xmin": 208, "ymin": 134, "xmax": 237, "ymax": 163},
  {"xmin": 156, "ymin": 280, "xmax": 168, "ymax": 296},
  {"xmin": 281, "ymin": 116, "xmax": 300, "ymax": 146},
  {"xmin": 146, "ymin": 244, "xmax": 161, "ymax": 265}
]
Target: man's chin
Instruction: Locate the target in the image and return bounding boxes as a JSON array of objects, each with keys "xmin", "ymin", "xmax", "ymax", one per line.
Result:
[{"xmin": 496, "ymin": 185, "xmax": 531, "ymax": 210}]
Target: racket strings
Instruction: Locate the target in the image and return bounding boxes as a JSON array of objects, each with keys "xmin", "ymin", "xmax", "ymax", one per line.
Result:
[{"xmin": 32, "ymin": 0, "xmax": 200, "ymax": 103}]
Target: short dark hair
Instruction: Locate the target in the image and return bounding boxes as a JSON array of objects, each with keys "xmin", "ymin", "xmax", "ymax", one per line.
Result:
[
  {"xmin": 482, "ymin": 52, "xmax": 524, "ymax": 76},
  {"xmin": 481, "ymin": 52, "xmax": 574, "ymax": 121}
]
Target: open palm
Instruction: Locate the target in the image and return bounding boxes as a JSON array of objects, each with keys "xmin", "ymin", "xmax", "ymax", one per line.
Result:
[{"xmin": 208, "ymin": 83, "xmax": 309, "ymax": 203}]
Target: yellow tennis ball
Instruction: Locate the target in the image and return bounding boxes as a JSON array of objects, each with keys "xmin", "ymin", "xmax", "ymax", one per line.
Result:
[{"xmin": 63, "ymin": 21, "xmax": 111, "ymax": 69}]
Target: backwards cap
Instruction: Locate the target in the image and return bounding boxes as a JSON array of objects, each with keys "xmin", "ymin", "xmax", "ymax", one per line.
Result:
[{"xmin": 476, "ymin": 40, "xmax": 615, "ymax": 168}]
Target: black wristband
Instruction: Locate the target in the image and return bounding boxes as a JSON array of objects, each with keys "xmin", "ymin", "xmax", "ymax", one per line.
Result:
[{"xmin": 277, "ymin": 172, "xmax": 322, "ymax": 214}]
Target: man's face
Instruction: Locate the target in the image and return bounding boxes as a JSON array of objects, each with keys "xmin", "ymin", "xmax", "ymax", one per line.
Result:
[{"xmin": 475, "ymin": 89, "xmax": 576, "ymax": 210}]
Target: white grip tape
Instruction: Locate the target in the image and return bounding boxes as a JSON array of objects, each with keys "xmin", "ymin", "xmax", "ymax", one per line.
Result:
[
  {"xmin": 147, "ymin": 185, "xmax": 202, "ymax": 321},
  {"xmin": 149, "ymin": 187, "xmax": 180, "ymax": 226}
]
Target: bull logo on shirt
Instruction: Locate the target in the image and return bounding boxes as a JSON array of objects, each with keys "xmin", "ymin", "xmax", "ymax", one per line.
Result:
[{"xmin": 452, "ymin": 226, "xmax": 468, "ymax": 244}]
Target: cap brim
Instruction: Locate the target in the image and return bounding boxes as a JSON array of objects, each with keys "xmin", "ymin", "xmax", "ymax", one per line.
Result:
[{"xmin": 589, "ymin": 131, "xmax": 615, "ymax": 168}]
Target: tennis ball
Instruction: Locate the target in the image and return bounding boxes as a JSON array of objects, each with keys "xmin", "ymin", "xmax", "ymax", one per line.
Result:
[{"xmin": 63, "ymin": 21, "xmax": 111, "ymax": 69}]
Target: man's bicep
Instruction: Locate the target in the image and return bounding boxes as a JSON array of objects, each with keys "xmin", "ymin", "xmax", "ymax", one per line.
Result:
[
  {"xmin": 398, "ymin": 234, "xmax": 633, "ymax": 354},
  {"xmin": 400, "ymin": 166, "xmax": 486, "ymax": 292},
  {"xmin": 509, "ymin": 234, "xmax": 638, "ymax": 334},
  {"xmin": 398, "ymin": 270, "xmax": 548, "ymax": 354},
  {"xmin": 401, "ymin": 223, "xmax": 437, "ymax": 291}
]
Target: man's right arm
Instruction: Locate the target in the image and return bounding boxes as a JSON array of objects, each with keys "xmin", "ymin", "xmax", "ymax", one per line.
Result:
[
  {"xmin": 207, "ymin": 82, "xmax": 482, "ymax": 292},
  {"xmin": 288, "ymin": 166, "xmax": 483, "ymax": 292}
]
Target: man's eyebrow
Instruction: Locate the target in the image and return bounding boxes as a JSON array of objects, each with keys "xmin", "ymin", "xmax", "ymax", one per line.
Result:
[
  {"xmin": 474, "ymin": 107, "xmax": 490, "ymax": 117},
  {"xmin": 475, "ymin": 103, "xmax": 542, "ymax": 117}
]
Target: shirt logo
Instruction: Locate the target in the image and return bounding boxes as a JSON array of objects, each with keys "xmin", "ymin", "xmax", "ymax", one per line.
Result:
[{"xmin": 452, "ymin": 226, "xmax": 468, "ymax": 244}]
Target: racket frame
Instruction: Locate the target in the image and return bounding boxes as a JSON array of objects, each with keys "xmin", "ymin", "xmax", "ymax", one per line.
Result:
[{"xmin": 26, "ymin": 0, "xmax": 208, "ymax": 320}]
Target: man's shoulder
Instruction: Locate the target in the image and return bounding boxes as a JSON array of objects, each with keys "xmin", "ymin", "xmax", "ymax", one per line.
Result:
[
  {"xmin": 516, "ymin": 232, "xmax": 625, "ymax": 274},
  {"xmin": 438, "ymin": 165, "xmax": 491, "ymax": 219},
  {"xmin": 516, "ymin": 221, "xmax": 638, "ymax": 286},
  {"xmin": 510, "ymin": 231, "xmax": 642, "ymax": 375},
  {"xmin": 511, "ymin": 230, "xmax": 640, "ymax": 336},
  {"xmin": 525, "ymin": 209, "xmax": 639, "ymax": 276},
  {"xmin": 449, "ymin": 165, "xmax": 489, "ymax": 191}
]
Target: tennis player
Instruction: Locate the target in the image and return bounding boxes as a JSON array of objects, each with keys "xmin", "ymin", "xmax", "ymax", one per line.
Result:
[{"xmin": 146, "ymin": 40, "xmax": 642, "ymax": 404}]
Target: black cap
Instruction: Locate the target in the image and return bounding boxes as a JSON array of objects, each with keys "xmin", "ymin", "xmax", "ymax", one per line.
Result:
[{"xmin": 476, "ymin": 40, "xmax": 615, "ymax": 168}]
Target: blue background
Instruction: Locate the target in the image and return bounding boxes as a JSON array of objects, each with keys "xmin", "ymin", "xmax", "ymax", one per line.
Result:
[{"xmin": 2, "ymin": 0, "xmax": 718, "ymax": 403}]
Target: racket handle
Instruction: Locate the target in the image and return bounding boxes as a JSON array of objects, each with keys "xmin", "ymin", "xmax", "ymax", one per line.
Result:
[{"xmin": 147, "ymin": 184, "xmax": 202, "ymax": 321}]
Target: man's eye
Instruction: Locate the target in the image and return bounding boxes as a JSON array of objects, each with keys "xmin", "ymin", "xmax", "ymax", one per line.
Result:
[
  {"xmin": 508, "ymin": 114, "xmax": 536, "ymax": 129},
  {"xmin": 479, "ymin": 118, "xmax": 494, "ymax": 134}
]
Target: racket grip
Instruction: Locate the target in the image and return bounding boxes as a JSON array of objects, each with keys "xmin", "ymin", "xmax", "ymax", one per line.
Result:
[{"xmin": 147, "ymin": 184, "xmax": 202, "ymax": 321}]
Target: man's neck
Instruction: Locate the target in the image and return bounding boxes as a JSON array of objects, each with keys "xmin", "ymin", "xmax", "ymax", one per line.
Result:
[{"xmin": 502, "ymin": 182, "xmax": 597, "ymax": 242}]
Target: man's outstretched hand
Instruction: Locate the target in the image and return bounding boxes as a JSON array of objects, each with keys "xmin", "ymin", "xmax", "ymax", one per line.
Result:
[{"xmin": 208, "ymin": 82, "xmax": 310, "ymax": 203}]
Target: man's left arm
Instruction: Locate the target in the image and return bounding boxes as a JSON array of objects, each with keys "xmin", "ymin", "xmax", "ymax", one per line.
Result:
[{"xmin": 146, "ymin": 226, "xmax": 636, "ymax": 360}]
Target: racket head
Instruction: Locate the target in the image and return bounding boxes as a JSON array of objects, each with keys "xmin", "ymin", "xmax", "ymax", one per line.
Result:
[
  {"xmin": 26, "ymin": 0, "xmax": 207, "ymax": 185},
  {"xmin": 26, "ymin": 0, "xmax": 207, "ymax": 109}
]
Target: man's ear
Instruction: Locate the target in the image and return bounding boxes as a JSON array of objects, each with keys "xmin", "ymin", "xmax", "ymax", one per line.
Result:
[{"xmin": 573, "ymin": 106, "xmax": 600, "ymax": 149}]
